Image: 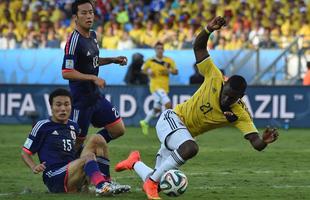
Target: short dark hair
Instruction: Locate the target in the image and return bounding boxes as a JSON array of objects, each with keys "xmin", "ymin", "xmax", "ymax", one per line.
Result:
[
  {"xmin": 154, "ymin": 41, "xmax": 164, "ymax": 48},
  {"xmin": 71, "ymin": 0, "xmax": 94, "ymax": 15},
  {"xmin": 227, "ymin": 75, "xmax": 247, "ymax": 94},
  {"xmin": 307, "ymin": 61, "xmax": 310, "ymax": 69},
  {"xmin": 49, "ymin": 88, "xmax": 72, "ymax": 106}
]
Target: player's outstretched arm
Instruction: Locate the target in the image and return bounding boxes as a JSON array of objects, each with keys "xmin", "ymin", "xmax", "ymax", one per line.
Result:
[
  {"xmin": 99, "ymin": 56, "xmax": 127, "ymax": 66},
  {"xmin": 193, "ymin": 16, "xmax": 226, "ymax": 63},
  {"xmin": 244, "ymin": 127, "xmax": 279, "ymax": 151}
]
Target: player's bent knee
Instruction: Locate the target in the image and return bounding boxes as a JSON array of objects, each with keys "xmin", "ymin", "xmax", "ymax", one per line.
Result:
[
  {"xmin": 178, "ymin": 140, "xmax": 199, "ymax": 160},
  {"xmin": 81, "ymin": 152, "xmax": 96, "ymax": 162},
  {"xmin": 110, "ymin": 127, "xmax": 125, "ymax": 138}
]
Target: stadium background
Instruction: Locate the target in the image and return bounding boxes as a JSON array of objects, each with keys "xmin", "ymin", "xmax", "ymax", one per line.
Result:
[{"xmin": 0, "ymin": 0, "xmax": 310, "ymax": 199}]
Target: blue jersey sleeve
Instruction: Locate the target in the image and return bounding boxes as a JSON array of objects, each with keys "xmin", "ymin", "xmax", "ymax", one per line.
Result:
[
  {"xmin": 62, "ymin": 31, "xmax": 80, "ymax": 71},
  {"xmin": 22, "ymin": 120, "xmax": 49, "ymax": 155}
]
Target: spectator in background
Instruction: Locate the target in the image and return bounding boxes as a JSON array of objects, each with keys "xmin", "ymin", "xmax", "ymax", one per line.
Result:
[
  {"xmin": 117, "ymin": 31, "xmax": 135, "ymax": 50},
  {"xmin": 303, "ymin": 61, "xmax": 310, "ymax": 86},
  {"xmin": 189, "ymin": 64, "xmax": 204, "ymax": 85},
  {"xmin": 102, "ymin": 26, "xmax": 119, "ymax": 49},
  {"xmin": 124, "ymin": 53, "xmax": 148, "ymax": 85},
  {"xmin": 259, "ymin": 29, "xmax": 278, "ymax": 49},
  {"xmin": 46, "ymin": 28, "xmax": 61, "ymax": 48}
]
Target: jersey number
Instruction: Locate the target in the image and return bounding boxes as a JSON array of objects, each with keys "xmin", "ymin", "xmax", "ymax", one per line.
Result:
[
  {"xmin": 62, "ymin": 139, "xmax": 72, "ymax": 152},
  {"xmin": 112, "ymin": 107, "xmax": 120, "ymax": 118},
  {"xmin": 200, "ymin": 103, "xmax": 213, "ymax": 115},
  {"xmin": 93, "ymin": 56, "xmax": 99, "ymax": 68}
]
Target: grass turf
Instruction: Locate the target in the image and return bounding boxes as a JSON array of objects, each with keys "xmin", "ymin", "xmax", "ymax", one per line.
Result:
[{"xmin": 0, "ymin": 125, "xmax": 309, "ymax": 200}]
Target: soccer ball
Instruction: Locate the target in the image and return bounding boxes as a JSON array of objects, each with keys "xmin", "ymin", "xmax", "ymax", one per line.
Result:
[{"xmin": 159, "ymin": 169, "xmax": 188, "ymax": 197}]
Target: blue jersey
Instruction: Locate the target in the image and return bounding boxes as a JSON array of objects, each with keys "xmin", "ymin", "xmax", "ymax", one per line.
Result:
[
  {"xmin": 62, "ymin": 29, "xmax": 101, "ymax": 107},
  {"xmin": 22, "ymin": 119, "xmax": 80, "ymax": 171}
]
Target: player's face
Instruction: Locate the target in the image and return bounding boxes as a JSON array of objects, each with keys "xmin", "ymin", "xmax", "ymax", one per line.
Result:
[
  {"xmin": 51, "ymin": 96, "xmax": 72, "ymax": 124},
  {"xmin": 220, "ymin": 83, "xmax": 243, "ymax": 108},
  {"xmin": 75, "ymin": 3, "xmax": 94, "ymax": 30},
  {"xmin": 155, "ymin": 45, "xmax": 164, "ymax": 57}
]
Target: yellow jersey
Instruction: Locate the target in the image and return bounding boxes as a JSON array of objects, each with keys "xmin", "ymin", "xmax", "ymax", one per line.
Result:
[
  {"xmin": 174, "ymin": 57, "xmax": 257, "ymax": 137},
  {"xmin": 142, "ymin": 56, "xmax": 177, "ymax": 93}
]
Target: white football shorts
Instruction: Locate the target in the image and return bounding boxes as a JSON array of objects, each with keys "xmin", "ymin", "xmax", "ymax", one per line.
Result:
[
  {"xmin": 155, "ymin": 109, "xmax": 194, "ymax": 150},
  {"xmin": 152, "ymin": 89, "xmax": 171, "ymax": 109},
  {"xmin": 154, "ymin": 109, "xmax": 195, "ymax": 168}
]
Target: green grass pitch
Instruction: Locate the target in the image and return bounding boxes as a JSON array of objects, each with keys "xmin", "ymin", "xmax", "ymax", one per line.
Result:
[{"xmin": 0, "ymin": 125, "xmax": 309, "ymax": 200}]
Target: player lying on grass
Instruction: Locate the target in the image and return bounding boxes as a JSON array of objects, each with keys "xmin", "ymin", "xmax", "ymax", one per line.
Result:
[
  {"xmin": 114, "ymin": 16, "xmax": 279, "ymax": 200},
  {"xmin": 21, "ymin": 88, "xmax": 129, "ymax": 195}
]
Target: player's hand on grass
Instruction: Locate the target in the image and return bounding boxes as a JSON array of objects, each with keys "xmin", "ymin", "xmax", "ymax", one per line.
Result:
[
  {"xmin": 262, "ymin": 127, "xmax": 279, "ymax": 144},
  {"xmin": 94, "ymin": 77, "xmax": 106, "ymax": 88},
  {"xmin": 206, "ymin": 16, "xmax": 226, "ymax": 32},
  {"xmin": 114, "ymin": 56, "xmax": 128, "ymax": 66},
  {"xmin": 32, "ymin": 162, "xmax": 46, "ymax": 174}
]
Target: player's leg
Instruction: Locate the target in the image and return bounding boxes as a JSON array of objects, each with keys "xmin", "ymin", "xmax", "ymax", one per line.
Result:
[
  {"xmin": 71, "ymin": 106, "xmax": 93, "ymax": 157},
  {"xmin": 140, "ymin": 90, "xmax": 161, "ymax": 135},
  {"xmin": 66, "ymin": 152, "xmax": 116, "ymax": 196},
  {"xmin": 143, "ymin": 109, "xmax": 197, "ymax": 199},
  {"xmin": 91, "ymin": 97, "xmax": 130, "ymax": 193},
  {"xmin": 115, "ymin": 150, "xmax": 154, "ymax": 182},
  {"xmin": 92, "ymin": 96, "xmax": 125, "ymax": 143},
  {"xmin": 81, "ymin": 134, "xmax": 110, "ymax": 179}
]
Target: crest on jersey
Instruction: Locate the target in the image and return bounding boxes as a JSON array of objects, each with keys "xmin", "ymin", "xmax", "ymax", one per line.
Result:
[
  {"xmin": 212, "ymin": 87, "xmax": 217, "ymax": 93},
  {"xmin": 70, "ymin": 125, "xmax": 76, "ymax": 140},
  {"xmin": 65, "ymin": 59, "xmax": 74, "ymax": 69}
]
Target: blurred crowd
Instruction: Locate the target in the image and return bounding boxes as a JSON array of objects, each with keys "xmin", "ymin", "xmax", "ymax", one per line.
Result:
[{"xmin": 0, "ymin": 0, "xmax": 309, "ymax": 50}]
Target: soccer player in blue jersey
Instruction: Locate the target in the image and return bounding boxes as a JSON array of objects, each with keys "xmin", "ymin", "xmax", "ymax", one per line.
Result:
[
  {"xmin": 21, "ymin": 88, "xmax": 127, "ymax": 195},
  {"xmin": 61, "ymin": 0, "xmax": 129, "ymax": 191},
  {"xmin": 115, "ymin": 16, "xmax": 279, "ymax": 200}
]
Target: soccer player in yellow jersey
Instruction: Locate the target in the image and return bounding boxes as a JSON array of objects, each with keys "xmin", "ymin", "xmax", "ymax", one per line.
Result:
[
  {"xmin": 115, "ymin": 16, "xmax": 279, "ymax": 200},
  {"xmin": 139, "ymin": 41, "xmax": 178, "ymax": 135}
]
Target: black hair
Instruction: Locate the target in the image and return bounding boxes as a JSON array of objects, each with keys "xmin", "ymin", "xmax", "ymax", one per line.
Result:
[
  {"xmin": 227, "ymin": 75, "xmax": 247, "ymax": 94},
  {"xmin": 49, "ymin": 88, "xmax": 72, "ymax": 106},
  {"xmin": 71, "ymin": 0, "xmax": 94, "ymax": 15},
  {"xmin": 154, "ymin": 41, "xmax": 164, "ymax": 48},
  {"xmin": 307, "ymin": 61, "xmax": 310, "ymax": 69}
]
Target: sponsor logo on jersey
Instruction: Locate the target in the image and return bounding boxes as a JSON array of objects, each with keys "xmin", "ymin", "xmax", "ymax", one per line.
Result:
[{"xmin": 52, "ymin": 131, "xmax": 59, "ymax": 135}]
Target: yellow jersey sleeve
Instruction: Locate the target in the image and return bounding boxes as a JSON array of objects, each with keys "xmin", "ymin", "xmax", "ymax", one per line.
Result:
[
  {"xmin": 231, "ymin": 100, "xmax": 258, "ymax": 135},
  {"xmin": 168, "ymin": 57, "xmax": 177, "ymax": 70},
  {"xmin": 196, "ymin": 57, "xmax": 222, "ymax": 78},
  {"xmin": 141, "ymin": 59, "xmax": 151, "ymax": 73}
]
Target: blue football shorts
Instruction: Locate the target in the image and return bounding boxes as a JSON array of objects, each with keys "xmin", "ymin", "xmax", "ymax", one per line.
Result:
[
  {"xmin": 71, "ymin": 96, "xmax": 121, "ymax": 137},
  {"xmin": 43, "ymin": 164, "xmax": 68, "ymax": 193}
]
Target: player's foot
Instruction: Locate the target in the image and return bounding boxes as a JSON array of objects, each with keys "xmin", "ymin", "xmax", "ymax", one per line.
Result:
[
  {"xmin": 140, "ymin": 120, "xmax": 149, "ymax": 135},
  {"xmin": 115, "ymin": 151, "xmax": 140, "ymax": 172},
  {"xmin": 95, "ymin": 182, "xmax": 118, "ymax": 196},
  {"xmin": 110, "ymin": 181, "xmax": 131, "ymax": 194},
  {"xmin": 143, "ymin": 178, "xmax": 161, "ymax": 200}
]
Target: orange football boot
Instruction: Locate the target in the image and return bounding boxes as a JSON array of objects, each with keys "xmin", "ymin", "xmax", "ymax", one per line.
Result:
[
  {"xmin": 143, "ymin": 178, "xmax": 161, "ymax": 200},
  {"xmin": 115, "ymin": 151, "xmax": 141, "ymax": 172}
]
